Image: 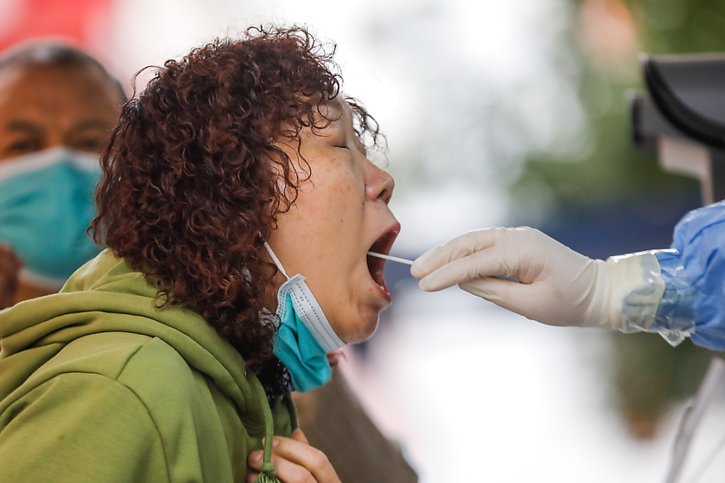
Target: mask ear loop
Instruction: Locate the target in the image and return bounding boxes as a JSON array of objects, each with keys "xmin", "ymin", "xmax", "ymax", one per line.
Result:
[{"xmin": 263, "ymin": 241, "xmax": 291, "ymax": 280}]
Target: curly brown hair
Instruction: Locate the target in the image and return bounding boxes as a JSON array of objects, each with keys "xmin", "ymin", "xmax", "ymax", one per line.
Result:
[{"xmin": 90, "ymin": 26, "xmax": 381, "ymax": 373}]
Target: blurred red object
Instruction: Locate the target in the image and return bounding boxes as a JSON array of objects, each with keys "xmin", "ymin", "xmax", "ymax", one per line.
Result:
[{"xmin": 0, "ymin": 0, "xmax": 113, "ymax": 51}]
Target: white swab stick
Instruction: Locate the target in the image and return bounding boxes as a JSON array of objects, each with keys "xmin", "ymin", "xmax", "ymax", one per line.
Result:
[{"xmin": 367, "ymin": 251, "xmax": 414, "ymax": 266}]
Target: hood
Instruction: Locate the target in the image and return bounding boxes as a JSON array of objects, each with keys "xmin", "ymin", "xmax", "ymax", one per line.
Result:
[
  {"xmin": 0, "ymin": 248, "xmax": 267, "ymax": 428},
  {"xmin": 0, "ymin": 249, "xmax": 287, "ymax": 481}
]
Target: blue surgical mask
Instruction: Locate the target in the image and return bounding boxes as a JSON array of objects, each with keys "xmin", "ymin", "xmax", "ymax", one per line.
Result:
[
  {"xmin": 0, "ymin": 147, "xmax": 103, "ymax": 288},
  {"xmin": 263, "ymin": 241, "xmax": 346, "ymax": 392}
]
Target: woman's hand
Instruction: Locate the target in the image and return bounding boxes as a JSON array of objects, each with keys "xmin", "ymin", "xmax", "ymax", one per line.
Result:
[
  {"xmin": 247, "ymin": 429, "xmax": 341, "ymax": 483},
  {"xmin": 0, "ymin": 243, "xmax": 21, "ymax": 309}
]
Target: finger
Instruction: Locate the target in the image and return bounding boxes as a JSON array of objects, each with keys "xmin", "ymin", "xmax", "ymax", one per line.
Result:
[
  {"xmin": 272, "ymin": 436, "xmax": 339, "ymax": 482},
  {"xmin": 460, "ymin": 279, "xmax": 541, "ymax": 321},
  {"xmin": 248, "ymin": 449, "xmax": 315, "ymax": 483},
  {"xmin": 418, "ymin": 242, "xmax": 520, "ymax": 291},
  {"xmin": 411, "ymin": 229, "xmax": 499, "ymax": 279},
  {"xmin": 326, "ymin": 350, "xmax": 346, "ymax": 369},
  {"xmin": 267, "ymin": 455, "xmax": 315, "ymax": 483},
  {"xmin": 248, "ymin": 450, "xmax": 264, "ymax": 471},
  {"xmin": 246, "ymin": 472, "xmax": 259, "ymax": 483},
  {"xmin": 291, "ymin": 429, "xmax": 309, "ymax": 445},
  {"xmin": 460, "ymin": 278, "xmax": 520, "ymax": 306}
]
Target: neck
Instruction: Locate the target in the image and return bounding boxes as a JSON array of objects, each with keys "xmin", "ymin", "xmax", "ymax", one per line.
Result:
[{"xmin": 263, "ymin": 269, "xmax": 286, "ymax": 313}]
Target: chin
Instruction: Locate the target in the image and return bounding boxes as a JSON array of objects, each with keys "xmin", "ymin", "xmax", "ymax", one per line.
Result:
[{"xmin": 340, "ymin": 311, "xmax": 381, "ymax": 344}]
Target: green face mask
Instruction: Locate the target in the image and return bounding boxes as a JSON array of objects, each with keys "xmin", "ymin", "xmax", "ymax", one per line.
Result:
[{"xmin": 0, "ymin": 146, "xmax": 103, "ymax": 288}]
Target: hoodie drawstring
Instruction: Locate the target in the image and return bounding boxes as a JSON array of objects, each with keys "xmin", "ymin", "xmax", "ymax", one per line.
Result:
[{"xmin": 251, "ymin": 377, "xmax": 281, "ymax": 483}]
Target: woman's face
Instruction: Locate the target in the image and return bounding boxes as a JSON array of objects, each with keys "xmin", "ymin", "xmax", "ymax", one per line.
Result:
[
  {"xmin": 0, "ymin": 64, "xmax": 122, "ymax": 162},
  {"xmin": 267, "ymin": 100, "xmax": 398, "ymax": 344}
]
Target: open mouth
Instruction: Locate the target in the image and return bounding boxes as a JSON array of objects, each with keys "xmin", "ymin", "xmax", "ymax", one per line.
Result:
[{"xmin": 366, "ymin": 223, "xmax": 400, "ymax": 296}]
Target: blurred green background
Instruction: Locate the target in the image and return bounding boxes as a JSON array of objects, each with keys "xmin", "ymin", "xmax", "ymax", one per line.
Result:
[{"xmin": 512, "ymin": 0, "xmax": 725, "ymax": 439}]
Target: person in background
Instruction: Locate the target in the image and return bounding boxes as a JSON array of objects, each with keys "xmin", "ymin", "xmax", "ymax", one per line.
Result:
[
  {"xmin": 412, "ymin": 201, "xmax": 725, "ymax": 349},
  {"xmin": 0, "ymin": 41, "xmax": 125, "ymax": 308},
  {"xmin": 0, "ymin": 244, "xmax": 21, "ymax": 308}
]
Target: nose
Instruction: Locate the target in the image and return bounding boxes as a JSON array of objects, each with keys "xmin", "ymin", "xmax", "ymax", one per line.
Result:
[{"xmin": 365, "ymin": 162, "xmax": 394, "ymax": 205}]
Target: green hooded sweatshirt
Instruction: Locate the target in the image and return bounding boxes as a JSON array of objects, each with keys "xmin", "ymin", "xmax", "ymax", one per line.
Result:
[{"xmin": 0, "ymin": 250, "xmax": 296, "ymax": 483}]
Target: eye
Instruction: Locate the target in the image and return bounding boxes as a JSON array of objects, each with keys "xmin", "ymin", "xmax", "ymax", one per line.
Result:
[
  {"xmin": 72, "ymin": 136, "xmax": 106, "ymax": 153},
  {"xmin": 4, "ymin": 138, "xmax": 42, "ymax": 156}
]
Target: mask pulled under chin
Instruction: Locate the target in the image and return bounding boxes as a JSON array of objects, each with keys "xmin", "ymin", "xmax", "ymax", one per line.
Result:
[
  {"xmin": 0, "ymin": 146, "xmax": 103, "ymax": 286},
  {"xmin": 263, "ymin": 242, "xmax": 346, "ymax": 392}
]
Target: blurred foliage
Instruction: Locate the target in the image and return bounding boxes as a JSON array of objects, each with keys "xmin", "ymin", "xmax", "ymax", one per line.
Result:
[
  {"xmin": 513, "ymin": 0, "xmax": 725, "ymax": 438},
  {"xmin": 609, "ymin": 334, "xmax": 711, "ymax": 439},
  {"xmin": 628, "ymin": 0, "xmax": 725, "ymax": 53},
  {"xmin": 510, "ymin": 0, "xmax": 725, "ymax": 215}
]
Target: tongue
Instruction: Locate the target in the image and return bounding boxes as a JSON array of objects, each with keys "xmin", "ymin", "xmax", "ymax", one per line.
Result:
[{"xmin": 366, "ymin": 255, "xmax": 385, "ymax": 289}]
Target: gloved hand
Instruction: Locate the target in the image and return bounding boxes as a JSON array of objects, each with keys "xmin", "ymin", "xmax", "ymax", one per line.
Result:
[{"xmin": 411, "ymin": 227, "xmax": 664, "ymax": 330}]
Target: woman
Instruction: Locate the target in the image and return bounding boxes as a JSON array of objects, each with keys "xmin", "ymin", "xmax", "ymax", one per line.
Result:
[
  {"xmin": 0, "ymin": 27, "xmax": 398, "ymax": 482},
  {"xmin": 0, "ymin": 41, "xmax": 125, "ymax": 307}
]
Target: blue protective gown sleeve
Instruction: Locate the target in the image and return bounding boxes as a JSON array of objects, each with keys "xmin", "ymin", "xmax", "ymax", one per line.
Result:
[{"xmin": 652, "ymin": 201, "xmax": 725, "ymax": 350}]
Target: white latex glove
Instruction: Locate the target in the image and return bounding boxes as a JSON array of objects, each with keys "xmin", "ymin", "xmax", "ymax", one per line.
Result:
[{"xmin": 410, "ymin": 227, "xmax": 664, "ymax": 330}]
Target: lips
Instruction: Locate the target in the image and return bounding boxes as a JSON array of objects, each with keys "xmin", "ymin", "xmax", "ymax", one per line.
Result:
[{"xmin": 366, "ymin": 223, "xmax": 400, "ymax": 297}]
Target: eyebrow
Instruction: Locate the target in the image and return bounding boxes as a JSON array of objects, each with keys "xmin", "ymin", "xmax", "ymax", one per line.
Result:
[
  {"xmin": 68, "ymin": 120, "xmax": 114, "ymax": 133},
  {"xmin": 6, "ymin": 120, "xmax": 43, "ymax": 133},
  {"xmin": 318, "ymin": 100, "xmax": 370, "ymax": 153}
]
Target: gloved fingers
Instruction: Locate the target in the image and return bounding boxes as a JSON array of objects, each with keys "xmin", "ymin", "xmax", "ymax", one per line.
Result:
[
  {"xmin": 461, "ymin": 277, "xmax": 556, "ymax": 326},
  {"xmin": 460, "ymin": 279, "xmax": 543, "ymax": 322},
  {"xmin": 411, "ymin": 228, "xmax": 500, "ymax": 279},
  {"xmin": 417, "ymin": 242, "xmax": 517, "ymax": 292}
]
